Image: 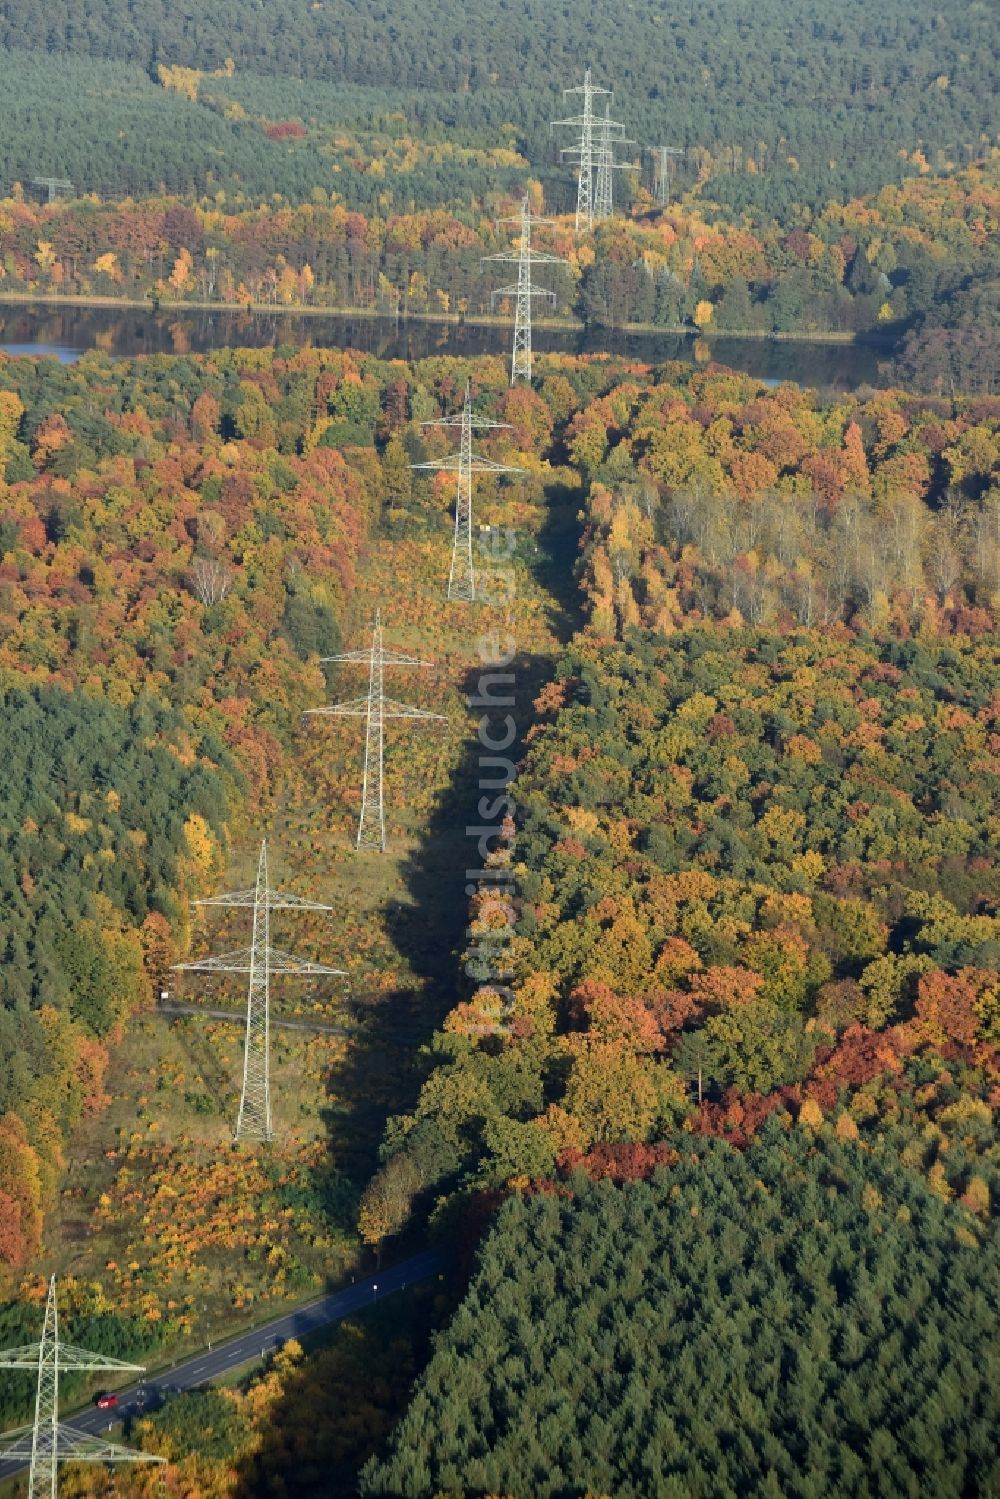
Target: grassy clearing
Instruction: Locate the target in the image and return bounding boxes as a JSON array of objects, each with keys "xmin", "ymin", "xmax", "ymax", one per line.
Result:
[{"xmin": 42, "ymin": 1012, "xmax": 361, "ymax": 1354}]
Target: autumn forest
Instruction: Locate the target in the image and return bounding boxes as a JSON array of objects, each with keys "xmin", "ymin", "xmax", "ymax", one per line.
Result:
[{"xmin": 0, "ymin": 1, "xmax": 997, "ymax": 1496}]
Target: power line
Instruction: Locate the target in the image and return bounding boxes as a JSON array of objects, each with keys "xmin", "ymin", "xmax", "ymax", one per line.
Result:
[
  {"xmin": 647, "ymin": 144, "xmax": 684, "ymax": 207},
  {"xmin": 303, "ymin": 610, "xmax": 446, "ymax": 852},
  {"xmin": 0, "ymin": 1276, "xmax": 164, "ymax": 1499},
  {"xmin": 551, "ymin": 66, "xmax": 626, "ymax": 231},
  {"xmin": 483, "ymin": 192, "xmax": 567, "ymax": 384},
  {"xmin": 172, "ymin": 839, "xmax": 342, "ymax": 1142},
  {"xmin": 412, "ymin": 380, "xmax": 523, "ymax": 599}
]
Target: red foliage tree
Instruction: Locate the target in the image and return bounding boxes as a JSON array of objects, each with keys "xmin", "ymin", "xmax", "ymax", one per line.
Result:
[{"xmin": 557, "ymin": 1141, "xmax": 679, "ymax": 1182}]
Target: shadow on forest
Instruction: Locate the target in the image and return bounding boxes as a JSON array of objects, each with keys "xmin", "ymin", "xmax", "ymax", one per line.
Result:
[
  {"xmin": 229, "ymin": 1282, "xmax": 448, "ymax": 1499},
  {"xmin": 312, "ymin": 484, "xmax": 583, "ymax": 1194},
  {"xmin": 313, "ymin": 639, "xmax": 562, "ymax": 1188},
  {"xmin": 532, "ymin": 481, "xmax": 588, "ymax": 642},
  {"xmin": 166, "ymin": 1012, "xmax": 238, "ymax": 1121}
]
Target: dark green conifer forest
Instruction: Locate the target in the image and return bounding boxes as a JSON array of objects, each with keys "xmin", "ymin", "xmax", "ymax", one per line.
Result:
[
  {"xmin": 0, "ymin": 0, "xmax": 995, "ymax": 210},
  {"xmin": 363, "ymin": 1127, "xmax": 999, "ymax": 1498}
]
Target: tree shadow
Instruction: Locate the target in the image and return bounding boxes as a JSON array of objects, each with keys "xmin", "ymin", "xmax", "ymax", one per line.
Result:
[
  {"xmin": 531, "ymin": 479, "xmax": 587, "ymax": 642},
  {"xmin": 161, "ymin": 1010, "xmax": 238, "ymax": 1126},
  {"xmin": 312, "ymin": 667, "xmax": 496, "ymax": 1196},
  {"xmin": 230, "ymin": 1282, "xmax": 448, "ymax": 1499},
  {"xmin": 308, "ymin": 628, "xmax": 570, "ymax": 1216}
]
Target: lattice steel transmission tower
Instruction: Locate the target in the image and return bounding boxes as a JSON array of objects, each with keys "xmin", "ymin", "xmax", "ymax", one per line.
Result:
[
  {"xmin": 30, "ymin": 177, "xmax": 73, "ymax": 204},
  {"xmin": 0, "ymin": 1276, "xmax": 164, "ymax": 1499},
  {"xmin": 593, "ymin": 101, "xmax": 615, "ymax": 223},
  {"xmin": 483, "ymin": 193, "xmax": 568, "ymax": 384},
  {"xmin": 648, "ymin": 145, "xmax": 684, "ymax": 207},
  {"xmin": 593, "ymin": 101, "xmax": 638, "ymax": 222},
  {"xmin": 173, "ymin": 839, "xmax": 342, "ymax": 1142},
  {"xmin": 551, "ymin": 67, "xmax": 626, "ymax": 231},
  {"xmin": 412, "ymin": 381, "xmax": 523, "ymax": 599},
  {"xmin": 304, "ymin": 610, "xmax": 446, "ymax": 852}
]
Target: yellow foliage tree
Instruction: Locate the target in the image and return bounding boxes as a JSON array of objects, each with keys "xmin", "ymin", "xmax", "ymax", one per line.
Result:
[
  {"xmin": 0, "ymin": 389, "xmax": 24, "ymax": 467},
  {"xmin": 156, "ymin": 63, "xmax": 202, "ymax": 101},
  {"xmin": 168, "ymin": 247, "xmax": 195, "ymax": 294},
  {"xmin": 93, "ymin": 252, "xmax": 122, "ymax": 284},
  {"xmin": 182, "ymin": 813, "xmax": 221, "ymax": 890}
]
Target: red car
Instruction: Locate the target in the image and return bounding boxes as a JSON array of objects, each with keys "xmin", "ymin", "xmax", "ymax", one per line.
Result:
[{"xmin": 95, "ymin": 1393, "xmax": 118, "ymax": 1410}]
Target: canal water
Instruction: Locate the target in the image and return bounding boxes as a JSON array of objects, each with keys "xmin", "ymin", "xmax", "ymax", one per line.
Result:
[{"xmin": 0, "ymin": 301, "xmax": 888, "ymax": 390}]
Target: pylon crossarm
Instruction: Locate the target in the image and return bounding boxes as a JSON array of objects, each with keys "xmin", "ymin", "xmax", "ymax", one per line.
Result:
[
  {"xmin": 266, "ymin": 890, "xmax": 334, "ymax": 912},
  {"xmin": 49, "ymin": 1344, "xmax": 144, "ymax": 1372},
  {"xmin": 320, "ymin": 648, "xmax": 431, "ymax": 669},
  {"xmin": 412, "ymin": 455, "xmax": 524, "ymax": 476},
  {"xmin": 174, "ymin": 946, "xmax": 345, "ymax": 976},
  {"xmin": 195, "ymin": 888, "xmax": 332, "ymax": 912},
  {"xmin": 491, "ymin": 286, "xmax": 556, "ymax": 306},
  {"xmin": 375, "ymin": 644, "xmax": 435, "ymax": 667},
  {"xmin": 51, "ymin": 1425, "xmax": 166, "ymax": 1463},
  {"xmin": 303, "ymin": 695, "xmax": 371, "ymax": 718},
  {"xmin": 194, "ymin": 886, "xmax": 257, "ymax": 907},
  {"xmin": 318, "ymin": 648, "xmax": 372, "ymax": 664},
  {"xmin": 562, "ymin": 83, "xmax": 612, "ymax": 99},
  {"xmin": 381, "ymin": 699, "xmax": 448, "ymax": 721},
  {"xmin": 173, "ymin": 946, "xmax": 255, "ymax": 973},
  {"xmin": 497, "ymin": 211, "xmax": 558, "ymax": 226},
  {"xmin": 558, "ymin": 124, "xmax": 626, "ymax": 141},
  {"xmin": 420, "ymin": 412, "xmax": 511, "ymax": 432},
  {"xmin": 484, "ymin": 251, "xmax": 567, "ymax": 266},
  {"xmin": 474, "ymin": 455, "xmax": 525, "ymax": 475},
  {"xmin": 0, "ymin": 1345, "xmax": 40, "ymax": 1366},
  {"xmin": 0, "ymin": 1422, "xmax": 34, "ymax": 1457},
  {"xmin": 267, "ymin": 947, "xmax": 347, "ymax": 976},
  {"xmin": 411, "ymin": 455, "xmax": 463, "ymax": 472},
  {"xmin": 563, "ymin": 78, "xmax": 612, "ymax": 96}
]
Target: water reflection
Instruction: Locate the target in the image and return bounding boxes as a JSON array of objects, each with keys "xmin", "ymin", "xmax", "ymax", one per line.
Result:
[{"xmin": 0, "ymin": 302, "xmax": 886, "ymax": 390}]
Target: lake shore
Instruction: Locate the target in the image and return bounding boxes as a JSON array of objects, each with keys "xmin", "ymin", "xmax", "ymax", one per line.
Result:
[{"xmin": 0, "ymin": 290, "xmax": 896, "ymax": 349}]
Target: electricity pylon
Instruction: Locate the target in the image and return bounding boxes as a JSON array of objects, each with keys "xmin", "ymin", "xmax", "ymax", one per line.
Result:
[
  {"xmin": 483, "ymin": 193, "xmax": 568, "ymax": 384},
  {"xmin": 173, "ymin": 839, "xmax": 342, "ymax": 1142},
  {"xmin": 304, "ymin": 610, "xmax": 446, "ymax": 852},
  {"xmin": 551, "ymin": 67, "xmax": 625, "ymax": 231},
  {"xmin": 412, "ymin": 380, "xmax": 523, "ymax": 599},
  {"xmin": 648, "ymin": 144, "xmax": 684, "ymax": 207},
  {"xmin": 593, "ymin": 101, "xmax": 638, "ymax": 221},
  {"xmin": 0, "ymin": 1275, "xmax": 164, "ymax": 1499},
  {"xmin": 594, "ymin": 102, "xmax": 615, "ymax": 223},
  {"xmin": 30, "ymin": 177, "xmax": 73, "ymax": 204}
]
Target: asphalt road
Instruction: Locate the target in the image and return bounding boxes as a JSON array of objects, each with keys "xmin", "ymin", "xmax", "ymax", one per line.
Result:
[{"xmin": 0, "ymin": 1247, "xmax": 446, "ymax": 1482}]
